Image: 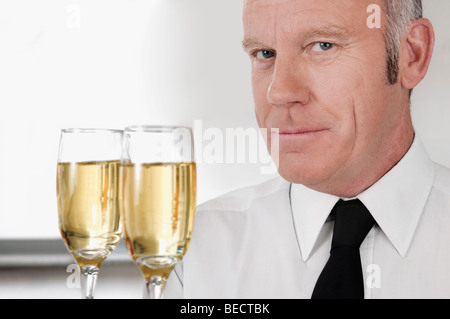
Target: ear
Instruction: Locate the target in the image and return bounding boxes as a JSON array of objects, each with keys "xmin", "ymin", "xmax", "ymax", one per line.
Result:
[{"xmin": 399, "ymin": 18, "xmax": 435, "ymax": 90}]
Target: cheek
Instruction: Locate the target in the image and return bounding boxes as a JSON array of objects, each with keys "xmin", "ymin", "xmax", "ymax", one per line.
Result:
[
  {"xmin": 328, "ymin": 57, "xmax": 389, "ymax": 149},
  {"xmin": 252, "ymin": 71, "xmax": 272, "ymax": 128},
  {"xmin": 307, "ymin": 49, "xmax": 388, "ymax": 140}
]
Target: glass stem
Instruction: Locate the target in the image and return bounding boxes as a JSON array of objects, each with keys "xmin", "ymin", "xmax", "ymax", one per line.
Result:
[
  {"xmin": 80, "ymin": 265, "xmax": 99, "ymax": 299},
  {"xmin": 143, "ymin": 275, "xmax": 166, "ymax": 299}
]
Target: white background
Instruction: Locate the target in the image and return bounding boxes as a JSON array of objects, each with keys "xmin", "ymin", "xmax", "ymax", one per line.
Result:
[{"xmin": 0, "ymin": 0, "xmax": 449, "ymax": 239}]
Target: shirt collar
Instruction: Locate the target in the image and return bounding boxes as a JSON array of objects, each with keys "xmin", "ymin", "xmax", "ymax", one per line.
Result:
[{"xmin": 290, "ymin": 136, "xmax": 435, "ymax": 261}]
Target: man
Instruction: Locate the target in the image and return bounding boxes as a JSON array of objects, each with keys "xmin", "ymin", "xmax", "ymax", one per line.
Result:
[{"xmin": 165, "ymin": 0, "xmax": 450, "ymax": 298}]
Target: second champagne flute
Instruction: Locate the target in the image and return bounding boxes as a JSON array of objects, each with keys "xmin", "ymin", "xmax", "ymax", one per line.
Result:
[{"xmin": 120, "ymin": 126, "xmax": 196, "ymax": 299}]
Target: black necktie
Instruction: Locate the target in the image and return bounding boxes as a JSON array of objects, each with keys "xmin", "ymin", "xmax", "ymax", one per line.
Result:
[{"xmin": 311, "ymin": 199, "xmax": 375, "ymax": 299}]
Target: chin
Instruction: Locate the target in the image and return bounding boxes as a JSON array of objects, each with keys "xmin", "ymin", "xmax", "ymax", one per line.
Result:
[
  {"xmin": 278, "ymin": 167, "xmax": 326, "ymax": 187},
  {"xmin": 276, "ymin": 154, "xmax": 338, "ymax": 188}
]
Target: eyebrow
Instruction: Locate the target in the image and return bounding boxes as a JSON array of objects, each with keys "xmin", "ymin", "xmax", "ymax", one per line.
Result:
[
  {"xmin": 302, "ymin": 26, "xmax": 353, "ymax": 42},
  {"xmin": 242, "ymin": 25, "xmax": 353, "ymax": 51},
  {"xmin": 242, "ymin": 38, "xmax": 267, "ymax": 52}
]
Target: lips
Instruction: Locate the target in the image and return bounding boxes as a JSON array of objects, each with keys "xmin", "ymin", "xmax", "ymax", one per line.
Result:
[{"xmin": 277, "ymin": 128, "xmax": 329, "ymax": 135}]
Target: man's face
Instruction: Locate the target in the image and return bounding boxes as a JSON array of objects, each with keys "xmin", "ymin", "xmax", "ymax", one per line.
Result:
[{"xmin": 243, "ymin": 0, "xmax": 406, "ymax": 195}]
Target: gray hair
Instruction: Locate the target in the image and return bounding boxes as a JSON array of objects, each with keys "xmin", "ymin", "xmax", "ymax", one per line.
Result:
[{"xmin": 383, "ymin": 0, "xmax": 423, "ymax": 85}]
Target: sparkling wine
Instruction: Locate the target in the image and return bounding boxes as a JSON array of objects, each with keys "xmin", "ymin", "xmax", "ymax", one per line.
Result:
[
  {"xmin": 57, "ymin": 160, "xmax": 121, "ymax": 268},
  {"xmin": 120, "ymin": 162, "xmax": 196, "ymax": 279}
]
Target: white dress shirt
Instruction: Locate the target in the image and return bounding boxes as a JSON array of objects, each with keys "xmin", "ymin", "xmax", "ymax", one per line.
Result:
[{"xmin": 165, "ymin": 136, "xmax": 450, "ymax": 299}]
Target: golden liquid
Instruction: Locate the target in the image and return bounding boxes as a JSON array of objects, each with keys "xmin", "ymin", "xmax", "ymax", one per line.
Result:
[
  {"xmin": 57, "ymin": 161, "xmax": 122, "ymax": 268},
  {"xmin": 120, "ymin": 162, "xmax": 196, "ymax": 280}
]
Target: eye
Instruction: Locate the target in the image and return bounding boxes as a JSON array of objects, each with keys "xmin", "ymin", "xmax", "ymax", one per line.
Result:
[
  {"xmin": 311, "ymin": 42, "xmax": 334, "ymax": 52},
  {"xmin": 255, "ymin": 50, "xmax": 276, "ymax": 60}
]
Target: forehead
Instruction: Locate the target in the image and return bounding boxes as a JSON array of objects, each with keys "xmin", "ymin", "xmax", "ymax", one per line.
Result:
[{"xmin": 243, "ymin": 0, "xmax": 381, "ymax": 39}]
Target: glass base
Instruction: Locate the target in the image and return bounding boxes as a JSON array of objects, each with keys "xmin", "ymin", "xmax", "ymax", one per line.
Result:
[
  {"xmin": 137, "ymin": 255, "xmax": 179, "ymax": 269},
  {"xmin": 75, "ymin": 248, "xmax": 110, "ymax": 260}
]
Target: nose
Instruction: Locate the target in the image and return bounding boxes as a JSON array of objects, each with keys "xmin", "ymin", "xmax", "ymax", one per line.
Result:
[{"xmin": 267, "ymin": 58, "xmax": 310, "ymax": 107}]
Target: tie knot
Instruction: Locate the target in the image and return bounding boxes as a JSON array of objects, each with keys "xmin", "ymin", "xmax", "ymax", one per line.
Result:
[{"xmin": 331, "ymin": 199, "xmax": 375, "ymax": 251}]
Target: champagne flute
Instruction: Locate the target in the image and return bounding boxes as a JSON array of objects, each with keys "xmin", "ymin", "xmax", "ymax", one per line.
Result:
[
  {"xmin": 56, "ymin": 128, "xmax": 123, "ymax": 299},
  {"xmin": 120, "ymin": 126, "xmax": 196, "ymax": 299}
]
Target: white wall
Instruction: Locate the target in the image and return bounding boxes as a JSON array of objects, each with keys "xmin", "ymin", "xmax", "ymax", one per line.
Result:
[
  {"xmin": 0, "ymin": 0, "xmax": 449, "ymax": 239},
  {"xmin": 413, "ymin": 1, "xmax": 450, "ymax": 165}
]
